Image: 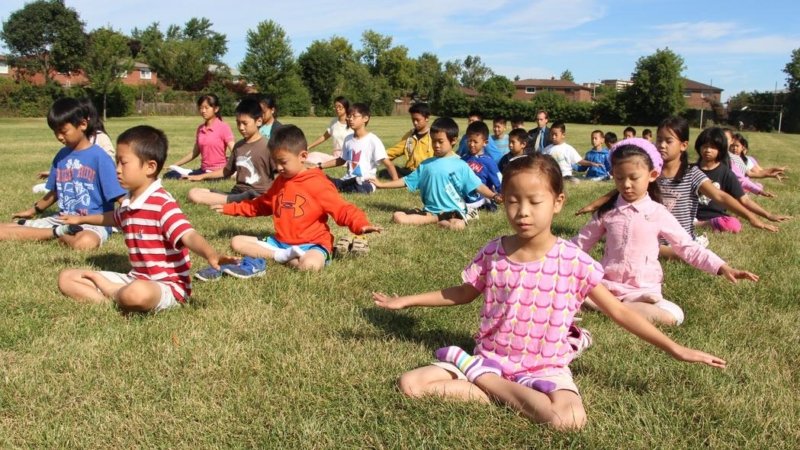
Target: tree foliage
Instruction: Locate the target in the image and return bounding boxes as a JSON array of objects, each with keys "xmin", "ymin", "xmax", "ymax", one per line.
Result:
[
  {"xmin": 1, "ymin": 0, "xmax": 86, "ymax": 81},
  {"xmin": 298, "ymin": 39, "xmax": 341, "ymax": 112},
  {"xmin": 459, "ymin": 55, "xmax": 493, "ymax": 90},
  {"xmin": 83, "ymin": 27, "xmax": 133, "ymax": 120},
  {"xmin": 560, "ymin": 70, "xmax": 574, "ymax": 82},
  {"xmin": 623, "ymin": 48, "xmax": 686, "ymax": 125},
  {"xmin": 783, "ymin": 48, "xmax": 800, "ymax": 133},
  {"xmin": 413, "ymin": 52, "xmax": 441, "ymax": 100},
  {"xmin": 478, "ymin": 75, "xmax": 515, "ymax": 99}
]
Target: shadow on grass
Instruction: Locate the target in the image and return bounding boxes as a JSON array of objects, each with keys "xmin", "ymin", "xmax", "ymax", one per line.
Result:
[
  {"xmin": 552, "ymin": 222, "xmax": 579, "ymax": 237},
  {"xmin": 85, "ymin": 253, "xmax": 130, "ymax": 272},
  {"xmin": 361, "ymin": 201, "xmax": 403, "ymax": 213},
  {"xmin": 213, "ymin": 227, "xmax": 274, "ymax": 239},
  {"xmin": 337, "ymin": 307, "xmax": 473, "ymax": 350}
]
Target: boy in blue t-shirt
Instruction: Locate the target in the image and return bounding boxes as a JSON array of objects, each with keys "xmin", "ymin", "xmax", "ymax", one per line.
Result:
[
  {"xmin": 462, "ymin": 121, "xmax": 501, "ymax": 211},
  {"xmin": 457, "ymin": 111, "xmax": 502, "ymax": 163},
  {"xmin": 370, "ymin": 117, "xmax": 500, "ymax": 230},
  {"xmin": 489, "ymin": 117, "xmax": 509, "ymax": 163},
  {"xmin": 1, "ymin": 97, "xmax": 126, "ymax": 250},
  {"xmin": 576, "ymin": 129, "xmax": 612, "ymax": 181}
]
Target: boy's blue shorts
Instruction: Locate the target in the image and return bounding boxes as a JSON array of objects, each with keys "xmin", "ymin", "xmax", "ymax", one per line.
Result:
[{"xmin": 262, "ymin": 236, "xmax": 331, "ymax": 263}]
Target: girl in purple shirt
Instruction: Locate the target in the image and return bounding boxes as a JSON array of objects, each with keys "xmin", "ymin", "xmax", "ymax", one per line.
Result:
[
  {"xmin": 374, "ymin": 153, "xmax": 727, "ymax": 430},
  {"xmin": 573, "ymin": 138, "xmax": 758, "ymax": 326}
]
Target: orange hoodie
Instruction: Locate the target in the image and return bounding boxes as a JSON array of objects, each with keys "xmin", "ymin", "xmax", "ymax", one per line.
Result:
[{"xmin": 221, "ymin": 169, "xmax": 371, "ymax": 252}]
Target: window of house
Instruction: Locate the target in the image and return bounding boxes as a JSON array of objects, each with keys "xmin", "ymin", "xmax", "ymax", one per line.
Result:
[
  {"xmin": 118, "ymin": 71, "xmax": 128, "ymax": 78},
  {"xmin": 0, "ymin": 63, "xmax": 8, "ymax": 75},
  {"xmin": 683, "ymin": 91, "xmax": 691, "ymax": 97},
  {"xmin": 525, "ymin": 87, "xmax": 536, "ymax": 94},
  {"xmin": 140, "ymin": 69, "xmax": 152, "ymax": 80}
]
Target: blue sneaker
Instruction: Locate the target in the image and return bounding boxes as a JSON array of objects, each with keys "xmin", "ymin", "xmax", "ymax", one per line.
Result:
[
  {"xmin": 222, "ymin": 256, "xmax": 267, "ymax": 279},
  {"xmin": 195, "ymin": 265, "xmax": 224, "ymax": 282}
]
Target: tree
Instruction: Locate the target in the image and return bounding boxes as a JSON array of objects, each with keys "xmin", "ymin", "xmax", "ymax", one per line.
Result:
[
  {"xmin": 783, "ymin": 48, "xmax": 800, "ymax": 133},
  {"xmin": 478, "ymin": 75, "xmax": 515, "ymax": 99},
  {"xmin": 240, "ymin": 20, "xmax": 310, "ymax": 115},
  {"xmin": 413, "ymin": 52, "xmax": 442, "ymax": 100},
  {"xmin": 83, "ymin": 28, "xmax": 133, "ymax": 120},
  {"xmin": 298, "ymin": 39, "xmax": 341, "ymax": 112},
  {"xmin": 459, "ymin": 55, "xmax": 493, "ymax": 90},
  {"xmin": 1, "ymin": 0, "xmax": 86, "ymax": 82},
  {"xmin": 131, "ymin": 18, "xmax": 227, "ymax": 90},
  {"xmin": 359, "ymin": 30, "xmax": 392, "ymax": 75},
  {"xmin": 623, "ymin": 48, "xmax": 686, "ymax": 125},
  {"xmin": 376, "ymin": 45, "xmax": 416, "ymax": 97},
  {"xmin": 560, "ymin": 70, "xmax": 574, "ymax": 82}
]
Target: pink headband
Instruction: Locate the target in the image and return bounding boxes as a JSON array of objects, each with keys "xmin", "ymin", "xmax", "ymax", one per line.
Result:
[{"xmin": 611, "ymin": 137, "xmax": 663, "ymax": 175}]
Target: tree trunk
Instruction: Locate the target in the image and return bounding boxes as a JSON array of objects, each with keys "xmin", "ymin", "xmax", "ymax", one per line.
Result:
[{"xmin": 103, "ymin": 93, "xmax": 108, "ymax": 122}]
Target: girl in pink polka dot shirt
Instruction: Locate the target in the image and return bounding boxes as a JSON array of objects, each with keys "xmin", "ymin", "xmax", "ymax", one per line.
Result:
[{"xmin": 374, "ymin": 153, "xmax": 726, "ymax": 431}]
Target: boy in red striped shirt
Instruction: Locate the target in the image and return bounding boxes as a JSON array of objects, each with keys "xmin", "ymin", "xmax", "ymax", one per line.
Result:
[{"xmin": 57, "ymin": 126, "xmax": 235, "ymax": 313}]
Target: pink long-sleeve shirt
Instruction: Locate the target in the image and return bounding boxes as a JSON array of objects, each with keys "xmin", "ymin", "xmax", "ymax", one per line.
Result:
[{"xmin": 572, "ymin": 195, "xmax": 725, "ymax": 293}]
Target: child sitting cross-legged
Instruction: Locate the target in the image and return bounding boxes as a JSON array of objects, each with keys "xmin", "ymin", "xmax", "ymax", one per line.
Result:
[
  {"xmin": 197, "ymin": 125, "xmax": 382, "ymax": 279},
  {"xmin": 461, "ymin": 120, "xmax": 502, "ymax": 212},
  {"xmin": 369, "ymin": 117, "xmax": 501, "ymax": 231},
  {"xmin": 373, "ymin": 153, "xmax": 726, "ymax": 430},
  {"xmin": 58, "ymin": 126, "xmax": 235, "ymax": 313}
]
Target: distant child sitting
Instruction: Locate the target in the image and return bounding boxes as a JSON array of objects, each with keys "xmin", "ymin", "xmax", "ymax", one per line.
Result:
[
  {"xmin": 576, "ymin": 129, "xmax": 612, "ymax": 181},
  {"xmin": 642, "ymin": 128, "xmax": 653, "ymax": 142},
  {"xmin": 199, "ymin": 125, "xmax": 382, "ymax": 278},
  {"xmin": 461, "ymin": 121, "xmax": 502, "ymax": 211},
  {"xmin": 384, "ymin": 102, "xmax": 433, "ymax": 178},
  {"xmin": 57, "ymin": 126, "xmax": 234, "ymax": 313},
  {"xmin": 374, "ymin": 153, "xmax": 726, "ymax": 430},
  {"xmin": 730, "ymin": 132, "xmax": 786, "ymax": 181},
  {"xmin": 573, "ymin": 138, "xmax": 758, "ymax": 326},
  {"xmin": 623, "ymin": 126, "xmax": 636, "ymax": 138},
  {"xmin": 370, "ymin": 118, "xmax": 500, "ymax": 231},
  {"xmin": 457, "ymin": 111, "xmax": 502, "ymax": 163},
  {"xmin": 604, "ymin": 131, "xmax": 618, "ymax": 149},
  {"xmin": 510, "ymin": 117, "xmax": 525, "ymax": 130},
  {"xmin": 316, "ymin": 103, "xmax": 397, "ymax": 193},
  {"xmin": 256, "ymin": 94, "xmax": 282, "ymax": 140},
  {"xmin": 693, "ymin": 128, "xmax": 789, "ymax": 233},
  {"xmin": 541, "ymin": 122, "xmax": 603, "ymax": 182},
  {"xmin": 498, "ymin": 128, "xmax": 528, "ymax": 173},
  {"xmin": 2, "ymin": 97, "xmax": 126, "ymax": 250},
  {"xmin": 186, "ymin": 96, "xmax": 274, "ymax": 206},
  {"xmin": 165, "ymin": 93, "xmax": 235, "ymax": 180},
  {"xmin": 489, "ymin": 116, "xmax": 509, "ymax": 162}
]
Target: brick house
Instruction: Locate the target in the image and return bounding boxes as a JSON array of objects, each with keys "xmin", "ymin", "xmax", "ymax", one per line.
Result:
[
  {"xmin": 0, "ymin": 55, "xmax": 159, "ymax": 87},
  {"xmin": 513, "ymin": 78, "xmax": 593, "ymax": 102},
  {"xmin": 682, "ymin": 78, "xmax": 722, "ymax": 109}
]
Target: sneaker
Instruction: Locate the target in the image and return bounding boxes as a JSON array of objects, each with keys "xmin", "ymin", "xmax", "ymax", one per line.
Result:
[
  {"xmin": 195, "ymin": 266, "xmax": 224, "ymax": 282},
  {"xmin": 334, "ymin": 235, "xmax": 354, "ymax": 257},
  {"xmin": 567, "ymin": 324, "xmax": 593, "ymax": 358},
  {"xmin": 350, "ymin": 236, "xmax": 369, "ymax": 256},
  {"xmin": 222, "ymin": 256, "xmax": 267, "ymax": 279}
]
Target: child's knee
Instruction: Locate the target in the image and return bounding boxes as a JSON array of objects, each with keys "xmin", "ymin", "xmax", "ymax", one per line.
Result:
[
  {"xmin": 391, "ymin": 211, "xmax": 406, "ymax": 224},
  {"xmin": 397, "ymin": 372, "xmax": 424, "ymax": 398},
  {"xmin": 186, "ymin": 188, "xmax": 202, "ymax": 203},
  {"xmin": 116, "ymin": 282, "xmax": 159, "ymax": 311},
  {"xmin": 549, "ymin": 410, "xmax": 587, "ymax": 431},
  {"xmin": 230, "ymin": 236, "xmax": 249, "ymax": 253},
  {"xmin": 64, "ymin": 232, "xmax": 101, "ymax": 250},
  {"xmin": 296, "ymin": 253, "xmax": 325, "ymax": 271},
  {"xmin": 57, "ymin": 269, "xmax": 80, "ymax": 293}
]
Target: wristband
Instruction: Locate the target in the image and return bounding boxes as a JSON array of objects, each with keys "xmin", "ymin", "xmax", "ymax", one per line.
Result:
[{"xmin": 33, "ymin": 202, "xmax": 44, "ymax": 214}]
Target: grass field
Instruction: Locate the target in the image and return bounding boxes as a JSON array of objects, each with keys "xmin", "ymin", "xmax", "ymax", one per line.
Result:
[{"xmin": 0, "ymin": 115, "xmax": 798, "ymax": 448}]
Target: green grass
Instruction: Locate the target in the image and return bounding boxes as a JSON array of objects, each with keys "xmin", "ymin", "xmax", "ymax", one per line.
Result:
[{"xmin": 0, "ymin": 115, "xmax": 799, "ymax": 448}]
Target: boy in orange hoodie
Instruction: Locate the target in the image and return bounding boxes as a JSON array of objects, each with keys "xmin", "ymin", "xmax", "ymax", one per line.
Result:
[{"xmin": 196, "ymin": 125, "xmax": 381, "ymax": 279}]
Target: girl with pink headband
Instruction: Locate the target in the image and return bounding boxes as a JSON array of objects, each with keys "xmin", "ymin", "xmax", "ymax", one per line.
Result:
[{"xmin": 572, "ymin": 138, "xmax": 759, "ymax": 325}]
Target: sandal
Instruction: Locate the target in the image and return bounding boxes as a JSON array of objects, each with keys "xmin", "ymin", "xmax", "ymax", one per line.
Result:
[
  {"xmin": 334, "ymin": 235, "xmax": 354, "ymax": 257},
  {"xmin": 350, "ymin": 236, "xmax": 369, "ymax": 256}
]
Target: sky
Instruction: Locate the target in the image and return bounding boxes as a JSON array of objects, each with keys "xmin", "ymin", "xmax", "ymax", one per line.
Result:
[{"xmin": 2, "ymin": 0, "xmax": 799, "ymax": 102}]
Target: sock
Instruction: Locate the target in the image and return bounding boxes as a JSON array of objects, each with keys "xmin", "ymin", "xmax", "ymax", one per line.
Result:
[
  {"xmin": 435, "ymin": 346, "xmax": 501, "ymax": 383},
  {"xmin": 273, "ymin": 246, "xmax": 306, "ymax": 264},
  {"xmin": 53, "ymin": 224, "xmax": 83, "ymax": 238}
]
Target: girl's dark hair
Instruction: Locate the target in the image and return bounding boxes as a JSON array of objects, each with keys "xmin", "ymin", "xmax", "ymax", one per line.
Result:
[
  {"xmin": 732, "ymin": 132, "xmax": 749, "ymax": 163},
  {"xmin": 597, "ymin": 145, "xmax": 662, "ymax": 217},
  {"xmin": 501, "ymin": 153, "xmax": 564, "ymax": 196},
  {"xmin": 78, "ymin": 97, "xmax": 105, "ymax": 135},
  {"xmin": 258, "ymin": 94, "xmax": 278, "ymax": 116},
  {"xmin": 695, "ymin": 127, "xmax": 730, "ymax": 167},
  {"xmin": 333, "ymin": 96, "xmax": 350, "ymax": 113},
  {"xmin": 657, "ymin": 116, "xmax": 690, "ymax": 181},
  {"xmin": 47, "ymin": 97, "xmax": 95, "ymax": 138},
  {"xmin": 197, "ymin": 93, "xmax": 223, "ymax": 119}
]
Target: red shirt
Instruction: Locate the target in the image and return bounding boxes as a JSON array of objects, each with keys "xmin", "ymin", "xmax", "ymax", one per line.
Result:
[
  {"xmin": 222, "ymin": 169, "xmax": 371, "ymax": 252},
  {"xmin": 114, "ymin": 180, "xmax": 194, "ymax": 302}
]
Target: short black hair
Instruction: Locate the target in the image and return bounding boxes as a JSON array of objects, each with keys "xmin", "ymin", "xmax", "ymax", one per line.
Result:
[
  {"xmin": 604, "ymin": 132, "xmax": 618, "ymax": 147},
  {"xmin": 430, "ymin": 117, "xmax": 459, "ymax": 141},
  {"xmin": 350, "ymin": 102, "xmax": 371, "ymax": 125},
  {"xmin": 466, "ymin": 120, "xmax": 490, "ymax": 140},
  {"xmin": 642, "ymin": 128, "xmax": 653, "ymax": 138},
  {"xmin": 235, "ymin": 96, "xmax": 265, "ymax": 121},
  {"xmin": 623, "ymin": 126, "xmax": 636, "ymax": 136},
  {"xmin": 695, "ymin": 127, "xmax": 730, "ymax": 167},
  {"xmin": 47, "ymin": 97, "xmax": 93, "ymax": 137},
  {"xmin": 117, "ymin": 125, "xmax": 168, "ymax": 174},
  {"xmin": 508, "ymin": 128, "xmax": 528, "ymax": 144},
  {"xmin": 268, "ymin": 124, "xmax": 307, "ymax": 155},
  {"xmin": 467, "ymin": 110, "xmax": 483, "ymax": 120},
  {"xmin": 493, "ymin": 116, "xmax": 507, "ymax": 125},
  {"xmin": 550, "ymin": 121, "xmax": 566, "ymax": 134},
  {"xmin": 408, "ymin": 102, "xmax": 431, "ymax": 117}
]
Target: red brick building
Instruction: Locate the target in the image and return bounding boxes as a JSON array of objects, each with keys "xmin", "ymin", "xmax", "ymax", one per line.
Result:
[
  {"xmin": 682, "ymin": 78, "xmax": 722, "ymax": 109},
  {"xmin": 513, "ymin": 78, "xmax": 593, "ymax": 102},
  {"xmin": 0, "ymin": 56, "xmax": 159, "ymax": 88}
]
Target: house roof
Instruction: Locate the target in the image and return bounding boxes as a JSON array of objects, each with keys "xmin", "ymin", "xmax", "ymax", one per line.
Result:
[
  {"xmin": 682, "ymin": 78, "xmax": 722, "ymax": 92},
  {"xmin": 514, "ymin": 78, "xmax": 590, "ymax": 90}
]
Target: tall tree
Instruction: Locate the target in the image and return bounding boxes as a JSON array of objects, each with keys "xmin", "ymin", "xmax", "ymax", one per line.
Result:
[
  {"xmin": 240, "ymin": 20, "xmax": 310, "ymax": 115},
  {"xmin": 413, "ymin": 52, "xmax": 442, "ymax": 100},
  {"xmin": 783, "ymin": 48, "xmax": 800, "ymax": 132},
  {"xmin": 1, "ymin": 0, "xmax": 86, "ymax": 82},
  {"xmin": 83, "ymin": 27, "xmax": 133, "ymax": 120},
  {"xmin": 376, "ymin": 45, "xmax": 416, "ymax": 97},
  {"xmin": 459, "ymin": 55, "xmax": 493, "ymax": 90},
  {"xmin": 478, "ymin": 75, "xmax": 515, "ymax": 99},
  {"xmin": 359, "ymin": 30, "xmax": 392, "ymax": 75},
  {"xmin": 560, "ymin": 70, "xmax": 574, "ymax": 82},
  {"xmin": 623, "ymin": 48, "xmax": 686, "ymax": 125},
  {"xmin": 298, "ymin": 39, "xmax": 341, "ymax": 111}
]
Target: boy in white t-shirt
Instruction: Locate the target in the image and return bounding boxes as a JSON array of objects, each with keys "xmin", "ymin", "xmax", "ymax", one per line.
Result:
[
  {"xmin": 542, "ymin": 121, "xmax": 603, "ymax": 183},
  {"xmin": 316, "ymin": 103, "xmax": 398, "ymax": 193}
]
